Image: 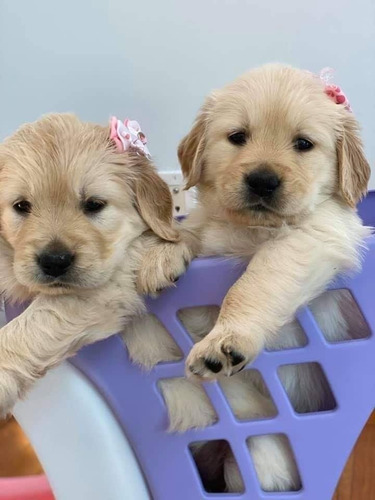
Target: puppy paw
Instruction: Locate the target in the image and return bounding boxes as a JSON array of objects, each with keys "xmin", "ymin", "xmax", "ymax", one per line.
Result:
[
  {"xmin": 186, "ymin": 326, "xmax": 263, "ymax": 380},
  {"xmin": 137, "ymin": 242, "xmax": 193, "ymax": 296}
]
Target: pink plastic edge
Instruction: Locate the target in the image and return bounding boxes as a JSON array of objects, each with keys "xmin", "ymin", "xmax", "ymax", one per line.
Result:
[{"xmin": 0, "ymin": 475, "xmax": 53, "ymax": 500}]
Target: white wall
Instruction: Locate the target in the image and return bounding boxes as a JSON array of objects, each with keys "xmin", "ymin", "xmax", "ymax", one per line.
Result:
[{"xmin": 0, "ymin": 0, "xmax": 374, "ymax": 186}]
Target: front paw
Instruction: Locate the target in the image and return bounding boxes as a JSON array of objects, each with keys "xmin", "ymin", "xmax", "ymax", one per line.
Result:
[
  {"xmin": 0, "ymin": 370, "xmax": 21, "ymax": 419},
  {"xmin": 137, "ymin": 242, "xmax": 193, "ymax": 296},
  {"xmin": 186, "ymin": 326, "xmax": 263, "ymax": 380}
]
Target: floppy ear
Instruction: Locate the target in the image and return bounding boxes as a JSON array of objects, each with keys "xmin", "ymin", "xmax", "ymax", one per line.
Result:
[
  {"xmin": 178, "ymin": 96, "xmax": 215, "ymax": 189},
  {"xmin": 132, "ymin": 156, "xmax": 179, "ymax": 242},
  {"xmin": 337, "ymin": 115, "xmax": 371, "ymax": 208}
]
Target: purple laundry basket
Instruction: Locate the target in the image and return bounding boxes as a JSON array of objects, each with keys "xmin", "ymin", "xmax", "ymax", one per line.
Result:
[{"xmin": 5, "ymin": 192, "xmax": 375, "ymax": 500}]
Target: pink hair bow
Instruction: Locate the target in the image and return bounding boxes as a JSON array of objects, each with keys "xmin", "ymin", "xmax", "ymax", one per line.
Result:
[
  {"xmin": 110, "ymin": 116, "xmax": 151, "ymax": 158},
  {"xmin": 319, "ymin": 67, "xmax": 352, "ymax": 112}
]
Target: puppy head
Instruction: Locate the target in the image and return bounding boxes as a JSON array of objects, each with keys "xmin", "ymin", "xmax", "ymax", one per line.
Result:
[
  {"xmin": 0, "ymin": 114, "xmax": 177, "ymax": 295},
  {"xmin": 179, "ymin": 64, "xmax": 370, "ymax": 226}
]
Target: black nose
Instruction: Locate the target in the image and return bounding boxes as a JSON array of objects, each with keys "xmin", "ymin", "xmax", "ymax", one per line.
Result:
[
  {"xmin": 38, "ymin": 250, "xmax": 74, "ymax": 278},
  {"xmin": 245, "ymin": 168, "xmax": 281, "ymax": 198}
]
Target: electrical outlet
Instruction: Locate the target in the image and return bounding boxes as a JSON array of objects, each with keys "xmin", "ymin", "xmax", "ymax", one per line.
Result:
[
  {"xmin": 159, "ymin": 171, "xmax": 196, "ymax": 217},
  {"xmin": 169, "ymin": 184, "xmax": 186, "ymax": 217}
]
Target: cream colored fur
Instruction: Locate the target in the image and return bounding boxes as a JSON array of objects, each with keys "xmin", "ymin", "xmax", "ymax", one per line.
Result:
[
  {"xmin": 0, "ymin": 113, "xmax": 180, "ymax": 418},
  {"xmin": 125, "ymin": 64, "xmax": 371, "ymax": 492}
]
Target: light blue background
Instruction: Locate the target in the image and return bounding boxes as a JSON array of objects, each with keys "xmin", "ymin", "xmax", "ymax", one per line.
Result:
[{"xmin": 1, "ymin": 0, "xmax": 374, "ymax": 185}]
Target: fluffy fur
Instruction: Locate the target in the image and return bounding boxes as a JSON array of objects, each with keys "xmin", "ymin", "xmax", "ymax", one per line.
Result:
[
  {"xmin": 0, "ymin": 113, "xmax": 181, "ymax": 417},
  {"xmin": 125, "ymin": 64, "xmax": 371, "ymax": 492}
]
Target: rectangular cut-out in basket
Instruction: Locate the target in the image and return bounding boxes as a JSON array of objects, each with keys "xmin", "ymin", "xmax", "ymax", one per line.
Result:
[
  {"xmin": 247, "ymin": 434, "xmax": 301, "ymax": 492},
  {"xmin": 219, "ymin": 369, "xmax": 278, "ymax": 421},
  {"xmin": 313, "ymin": 289, "xmax": 371, "ymax": 343},
  {"xmin": 189, "ymin": 440, "xmax": 245, "ymax": 494},
  {"xmin": 278, "ymin": 362, "xmax": 337, "ymax": 414}
]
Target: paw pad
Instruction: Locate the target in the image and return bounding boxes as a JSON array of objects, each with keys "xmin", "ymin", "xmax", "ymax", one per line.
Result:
[
  {"xmin": 204, "ymin": 358, "xmax": 223, "ymax": 373},
  {"xmin": 226, "ymin": 348, "xmax": 245, "ymax": 366}
]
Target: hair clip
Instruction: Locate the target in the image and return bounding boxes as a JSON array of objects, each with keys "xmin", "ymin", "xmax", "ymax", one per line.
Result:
[
  {"xmin": 110, "ymin": 116, "xmax": 151, "ymax": 158},
  {"xmin": 319, "ymin": 67, "xmax": 352, "ymax": 112}
]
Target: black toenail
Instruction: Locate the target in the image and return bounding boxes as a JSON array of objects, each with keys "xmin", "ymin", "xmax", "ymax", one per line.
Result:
[
  {"xmin": 204, "ymin": 358, "xmax": 223, "ymax": 373},
  {"xmin": 228, "ymin": 349, "xmax": 245, "ymax": 366},
  {"xmin": 183, "ymin": 258, "xmax": 190, "ymax": 268},
  {"xmin": 171, "ymin": 276, "xmax": 179, "ymax": 283}
]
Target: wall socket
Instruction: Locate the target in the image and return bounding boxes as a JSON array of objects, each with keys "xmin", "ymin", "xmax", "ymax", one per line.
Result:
[
  {"xmin": 169, "ymin": 185, "xmax": 186, "ymax": 217},
  {"xmin": 159, "ymin": 171, "xmax": 196, "ymax": 217}
]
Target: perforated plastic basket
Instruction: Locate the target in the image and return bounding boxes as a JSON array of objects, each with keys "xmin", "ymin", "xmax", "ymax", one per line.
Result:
[{"xmin": 6, "ymin": 192, "xmax": 375, "ymax": 500}]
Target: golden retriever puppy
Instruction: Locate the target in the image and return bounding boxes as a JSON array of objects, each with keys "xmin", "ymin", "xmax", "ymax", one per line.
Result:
[
  {"xmin": 0, "ymin": 113, "xmax": 184, "ymax": 417},
  {"xmin": 128, "ymin": 64, "xmax": 371, "ymax": 491}
]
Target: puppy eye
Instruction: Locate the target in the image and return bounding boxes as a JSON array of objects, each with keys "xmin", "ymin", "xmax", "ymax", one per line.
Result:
[
  {"xmin": 228, "ymin": 131, "xmax": 247, "ymax": 146},
  {"xmin": 13, "ymin": 200, "xmax": 32, "ymax": 215},
  {"xmin": 294, "ymin": 138, "xmax": 314, "ymax": 152},
  {"xmin": 83, "ymin": 198, "xmax": 107, "ymax": 214}
]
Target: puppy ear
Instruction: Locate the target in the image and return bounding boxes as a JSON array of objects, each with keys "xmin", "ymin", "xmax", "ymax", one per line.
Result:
[
  {"xmin": 132, "ymin": 156, "xmax": 179, "ymax": 242},
  {"xmin": 178, "ymin": 96, "xmax": 215, "ymax": 189},
  {"xmin": 337, "ymin": 115, "xmax": 371, "ymax": 208}
]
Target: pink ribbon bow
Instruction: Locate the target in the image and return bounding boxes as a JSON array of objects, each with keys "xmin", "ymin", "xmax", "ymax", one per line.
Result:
[
  {"xmin": 319, "ymin": 67, "xmax": 352, "ymax": 112},
  {"xmin": 110, "ymin": 116, "xmax": 151, "ymax": 158}
]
